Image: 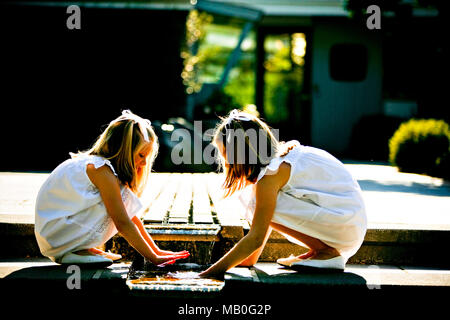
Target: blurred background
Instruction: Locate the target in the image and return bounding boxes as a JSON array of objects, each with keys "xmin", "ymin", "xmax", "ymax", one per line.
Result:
[{"xmin": 0, "ymin": 0, "xmax": 448, "ymax": 177}]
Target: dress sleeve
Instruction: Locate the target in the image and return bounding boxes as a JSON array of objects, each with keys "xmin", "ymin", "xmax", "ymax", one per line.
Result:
[
  {"xmin": 81, "ymin": 155, "xmax": 119, "ymax": 195},
  {"xmin": 86, "ymin": 155, "xmax": 143, "ymax": 218},
  {"xmin": 121, "ymin": 188, "xmax": 144, "ymax": 219},
  {"xmin": 87, "ymin": 156, "xmax": 118, "ymax": 177},
  {"xmin": 256, "ymin": 140, "xmax": 300, "ymax": 183}
]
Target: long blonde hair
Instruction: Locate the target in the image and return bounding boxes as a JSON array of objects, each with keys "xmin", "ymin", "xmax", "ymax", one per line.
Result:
[
  {"xmin": 73, "ymin": 110, "xmax": 158, "ymax": 196},
  {"xmin": 212, "ymin": 109, "xmax": 281, "ymax": 197}
]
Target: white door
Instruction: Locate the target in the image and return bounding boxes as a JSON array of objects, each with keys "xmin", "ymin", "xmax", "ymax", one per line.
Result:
[{"xmin": 311, "ymin": 19, "xmax": 382, "ymax": 154}]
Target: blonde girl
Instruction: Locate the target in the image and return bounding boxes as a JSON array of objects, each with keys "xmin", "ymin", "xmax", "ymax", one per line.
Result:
[
  {"xmin": 35, "ymin": 110, "xmax": 189, "ymax": 266},
  {"xmin": 200, "ymin": 110, "xmax": 366, "ymax": 277}
]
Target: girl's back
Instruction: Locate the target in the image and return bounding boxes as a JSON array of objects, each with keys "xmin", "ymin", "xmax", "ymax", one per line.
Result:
[
  {"xmin": 260, "ymin": 141, "xmax": 362, "ymax": 197},
  {"xmin": 244, "ymin": 140, "xmax": 367, "ymax": 260},
  {"xmin": 35, "ymin": 151, "xmax": 141, "ymax": 262}
]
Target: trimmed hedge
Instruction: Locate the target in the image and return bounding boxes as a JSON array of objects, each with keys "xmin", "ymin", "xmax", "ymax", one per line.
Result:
[{"xmin": 389, "ymin": 119, "xmax": 450, "ymax": 179}]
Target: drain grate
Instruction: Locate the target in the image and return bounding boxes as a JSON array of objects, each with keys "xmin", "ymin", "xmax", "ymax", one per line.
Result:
[{"xmin": 127, "ymin": 261, "xmax": 224, "ymax": 293}]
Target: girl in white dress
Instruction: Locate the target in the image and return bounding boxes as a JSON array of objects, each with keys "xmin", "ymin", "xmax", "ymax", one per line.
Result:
[
  {"xmin": 200, "ymin": 110, "xmax": 366, "ymax": 277},
  {"xmin": 35, "ymin": 110, "xmax": 189, "ymax": 266}
]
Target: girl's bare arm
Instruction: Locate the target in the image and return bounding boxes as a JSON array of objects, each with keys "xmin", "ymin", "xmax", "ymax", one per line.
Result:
[
  {"xmin": 131, "ymin": 216, "xmax": 161, "ymax": 254},
  {"xmin": 87, "ymin": 164, "xmax": 180, "ymax": 265},
  {"xmin": 131, "ymin": 216, "xmax": 189, "ymax": 257},
  {"xmin": 237, "ymin": 226, "xmax": 272, "ymax": 267},
  {"xmin": 200, "ymin": 162, "xmax": 291, "ymax": 277}
]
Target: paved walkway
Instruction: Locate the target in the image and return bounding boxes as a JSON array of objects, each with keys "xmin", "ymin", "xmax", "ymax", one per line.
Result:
[
  {"xmin": 1, "ymin": 163, "xmax": 449, "ymax": 229},
  {"xmin": 1, "ymin": 257, "xmax": 449, "ymax": 292},
  {"xmin": 344, "ymin": 162, "xmax": 450, "ymax": 229},
  {"xmin": 1, "ymin": 165, "xmax": 449, "ymax": 314},
  {"xmin": 1, "ymin": 257, "xmax": 449, "ymax": 314}
]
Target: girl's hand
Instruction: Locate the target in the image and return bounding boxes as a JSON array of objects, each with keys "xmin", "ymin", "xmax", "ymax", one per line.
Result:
[
  {"xmin": 157, "ymin": 259, "xmax": 177, "ymax": 267},
  {"xmin": 198, "ymin": 269, "xmax": 210, "ymax": 278},
  {"xmin": 158, "ymin": 249, "xmax": 190, "ymax": 257},
  {"xmin": 153, "ymin": 252, "xmax": 189, "ymax": 266},
  {"xmin": 199, "ymin": 268, "xmax": 224, "ymax": 280}
]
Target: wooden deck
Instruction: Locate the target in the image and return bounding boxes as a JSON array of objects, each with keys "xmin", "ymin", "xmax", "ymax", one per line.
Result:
[
  {"xmin": 140, "ymin": 173, "xmax": 245, "ymax": 226},
  {"xmin": 0, "ymin": 172, "xmax": 247, "ymax": 230},
  {"xmin": 3, "ymin": 168, "xmax": 449, "ymax": 265},
  {"xmin": 0, "ymin": 172, "xmax": 261, "ymax": 262},
  {"xmin": 132, "ymin": 173, "xmax": 304, "ymax": 262}
]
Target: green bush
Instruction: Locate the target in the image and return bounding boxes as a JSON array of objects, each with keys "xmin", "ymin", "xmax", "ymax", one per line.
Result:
[{"xmin": 389, "ymin": 119, "xmax": 450, "ymax": 178}]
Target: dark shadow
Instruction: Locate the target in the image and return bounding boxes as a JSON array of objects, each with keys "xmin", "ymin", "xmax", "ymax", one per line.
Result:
[
  {"xmin": 4, "ymin": 264, "xmax": 76, "ymax": 281},
  {"xmin": 3, "ymin": 263, "xmax": 121, "ymax": 279},
  {"xmin": 252, "ymin": 264, "xmax": 368, "ymax": 288},
  {"xmin": 358, "ymin": 179, "xmax": 450, "ymax": 197},
  {"xmin": 1, "ymin": 263, "xmax": 130, "ymax": 303},
  {"xmin": 220, "ymin": 264, "xmax": 371, "ymax": 313},
  {"xmin": 1, "ymin": 264, "xmax": 135, "ymax": 316}
]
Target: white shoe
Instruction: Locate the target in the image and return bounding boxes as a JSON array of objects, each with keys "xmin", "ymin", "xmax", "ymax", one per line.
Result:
[
  {"xmin": 88, "ymin": 248, "xmax": 122, "ymax": 261},
  {"xmin": 60, "ymin": 252, "xmax": 113, "ymax": 267},
  {"xmin": 104, "ymin": 251, "xmax": 122, "ymax": 261},
  {"xmin": 277, "ymin": 254, "xmax": 303, "ymax": 267},
  {"xmin": 291, "ymin": 256, "xmax": 345, "ymax": 271}
]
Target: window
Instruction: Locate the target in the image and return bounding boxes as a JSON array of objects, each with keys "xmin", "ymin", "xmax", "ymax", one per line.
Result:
[
  {"xmin": 329, "ymin": 43, "xmax": 368, "ymax": 81},
  {"xmin": 263, "ymin": 33, "xmax": 306, "ymax": 123}
]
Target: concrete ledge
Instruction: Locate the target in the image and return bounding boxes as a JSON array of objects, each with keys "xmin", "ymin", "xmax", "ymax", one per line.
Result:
[
  {"xmin": 1, "ymin": 258, "xmax": 449, "ymax": 296},
  {"xmin": 145, "ymin": 224, "xmax": 221, "ymax": 241},
  {"xmin": 0, "ymin": 221, "xmax": 34, "ymax": 236},
  {"xmin": 0, "ymin": 222, "xmax": 40, "ymax": 258},
  {"xmin": 1, "ymin": 260, "xmax": 448, "ymax": 317},
  {"xmin": 1, "ymin": 257, "xmax": 448, "ymax": 319},
  {"xmin": 255, "ymin": 226, "xmax": 450, "ymax": 267},
  {"xmin": 365, "ymin": 225, "xmax": 450, "ymax": 243},
  {"xmin": 2, "ymin": 220, "xmax": 450, "ymax": 267},
  {"xmin": 0, "ymin": 258, "xmax": 131, "ymax": 302},
  {"xmin": 225, "ymin": 263, "xmax": 450, "ymax": 288},
  {"xmin": 2, "ymin": 168, "xmax": 449, "ymax": 266},
  {"xmin": 349, "ymin": 227, "xmax": 450, "ymax": 267}
]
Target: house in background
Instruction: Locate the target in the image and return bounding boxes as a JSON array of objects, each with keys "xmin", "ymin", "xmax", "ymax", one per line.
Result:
[
  {"xmin": 0, "ymin": 0, "xmax": 446, "ymax": 171},
  {"xmin": 189, "ymin": 0, "xmax": 447, "ymax": 157}
]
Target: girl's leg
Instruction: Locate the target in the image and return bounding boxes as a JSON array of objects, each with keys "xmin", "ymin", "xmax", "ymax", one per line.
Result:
[{"xmin": 270, "ymin": 222, "xmax": 340, "ymax": 260}]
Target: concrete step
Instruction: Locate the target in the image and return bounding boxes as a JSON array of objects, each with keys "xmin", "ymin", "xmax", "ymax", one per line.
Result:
[
  {"xmin": 3, "ymin": 221, "xmax": 449, "ymax": 268},
  {"xmin": 1, "ymin": 257, "xmax": 449, "ymax": 313},
  {"xmin": 241, "ymin": 222, "xmax": 450, "ymax": 267},
  {"xmin": 2, "ymin": 258, "xmax": 449, "ymax": 290},
  {"xmin": 1, "ymin": 168, "xmax": 449, "ymax": 267}
]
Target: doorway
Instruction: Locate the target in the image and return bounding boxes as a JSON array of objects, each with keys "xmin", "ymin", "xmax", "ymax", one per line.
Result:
[
  {"xmin": 256, "ymin": 28, "xmax": 312, "ymax": 144},
  {"xmin": 310, "ymin": 20, "xmax": 382, "ymax": 155}
]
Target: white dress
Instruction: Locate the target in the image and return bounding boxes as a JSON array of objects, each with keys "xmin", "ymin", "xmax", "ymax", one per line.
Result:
[
  {"xmin": 239, "ymin": 141, "xmax": 367, "ymax": 262},
  {"xmin": 35, "ymin": 154, "xmax": 143, "ymax": 262}
]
